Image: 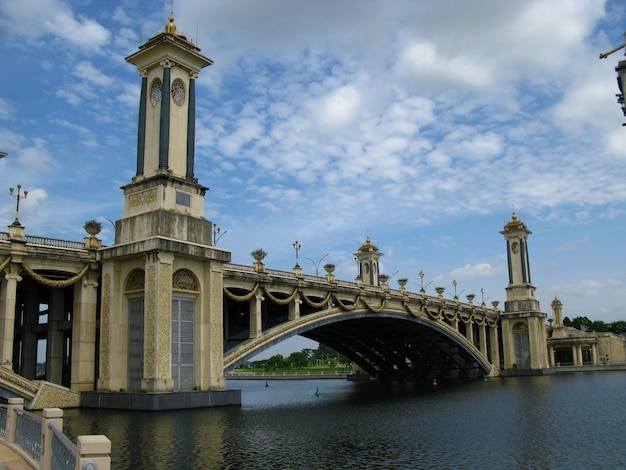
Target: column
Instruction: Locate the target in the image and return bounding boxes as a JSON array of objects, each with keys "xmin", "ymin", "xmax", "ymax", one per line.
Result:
[
  {"xmin": 143, "ymin": 251, "xmax": 174, "ymax": 392},
  {"xmin": 20, "ymin": 279, "xmax": 39, "ymax": 379},
  {"xmin": 465, "ymin": 320, "xmax": 474, "ymax": 345},
  {"xmin": 186, "ymin": 74, "xmax": 196, "ymax": 179},
  {"xmin": 46, "ymin": 288, "xmax": 65, "ymax": 384},
  {"xmin": 136, "ymin": 74, "xmax": 147, "ymax": 176},
  {"xmin": 549, "ymin": 346, "xmax": 555, "ymax": 367},
  {"xmin": 249, "ymin": 293, "xmax": 263, "ymax": 339},
  {"xmin": 288, "ymin": 293, "xmax": 301, "ymax": 321},
  {"xmin": 158, "ymin": 62, "xmax": 172, "ymax": 170},
  {"xmin": 489, "ymin": 325, "xmax": 500, "ymax": 369},
  {"xmin": 97, "ymin": 262, "xmax": 124, "ymax": 392},
  {"xmin": 71, "ymin": 269, "xmax": 98, "ymax": 391},
  {"xmin": 479, "ymin": 324, "xmax": 488, "ymax": 355},
  {"xmin": 0, "ymin": 269, "xmax": 21, "ymax": 368},
  {"xmin": 199, "ymin": 259, "xmax": 226, "ymax": 390}
]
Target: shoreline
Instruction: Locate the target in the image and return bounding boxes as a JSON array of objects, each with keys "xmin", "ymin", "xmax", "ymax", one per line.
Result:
[{"xmin": 227, "ymin": 372, "xmax": 350, "ymax": 380}]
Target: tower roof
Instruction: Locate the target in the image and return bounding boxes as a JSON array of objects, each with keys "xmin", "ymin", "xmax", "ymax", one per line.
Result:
[
  {"xmin": 125, "ymin": 14, "xmax": 212, "ymax": 73},
  {"xmin": 358, "ymin": 237, "xmax": 379, "ymax": 253},
  {"xmin": 501, "ymin": 212, "xmax": 531, "ymax": 235}
]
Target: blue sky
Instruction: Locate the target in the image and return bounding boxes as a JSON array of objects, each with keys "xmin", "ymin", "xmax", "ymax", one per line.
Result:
[{"xmin": 1, "ymin": 1, "xmax": 625, "ymax": 357}]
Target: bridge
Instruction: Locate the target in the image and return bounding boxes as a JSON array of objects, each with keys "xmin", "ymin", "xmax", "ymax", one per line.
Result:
[
  {"xmin": 0, "ymin": 228, "xmax": 501, "ymax": 408},
  {"xmin": 223, "ymin": 261, "xmax": 500, "ymax": 380}
]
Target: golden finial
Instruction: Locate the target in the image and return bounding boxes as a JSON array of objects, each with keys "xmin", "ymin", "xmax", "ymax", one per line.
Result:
[{"xmin": 165, "ymin": 0, "xmax": 177, "ymax": 34}]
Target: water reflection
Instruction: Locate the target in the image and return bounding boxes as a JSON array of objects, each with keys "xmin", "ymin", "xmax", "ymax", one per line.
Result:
[{"xmin": 63, "ymin": 374, "xmax": 626, "ymax": 469}]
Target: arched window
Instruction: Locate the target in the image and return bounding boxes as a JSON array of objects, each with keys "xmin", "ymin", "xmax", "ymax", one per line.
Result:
[
  {"xmin": 171, "ymin": 268, "xmax": 198, "ymax": 390},
  {"xmin": 512, "ymin": 321, "xmax": 530, "ymax": 369},
  {"xmin": 125, "ymin": 268, "xmax": 145, "ymax": 391}
]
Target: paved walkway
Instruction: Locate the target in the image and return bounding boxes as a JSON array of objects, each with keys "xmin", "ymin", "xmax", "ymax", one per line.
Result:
[{"xmin": 0, "ymin": 441, "xmax": 32, "ymax": 470}]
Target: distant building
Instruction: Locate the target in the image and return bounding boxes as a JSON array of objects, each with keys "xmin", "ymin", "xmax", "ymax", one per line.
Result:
[{"xmin": 548, "ymin": 297, "xmax": 626, "ymax": 366}]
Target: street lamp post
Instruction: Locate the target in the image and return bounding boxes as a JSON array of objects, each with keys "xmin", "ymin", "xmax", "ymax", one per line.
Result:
[
  {"xmin": 418, "ymin": 270, "xmax": 433, "ymax": 294},
  {"xmin": 9, "ymin": 184, "xmax": 28, "ymax": 225},
  {"xmin": 292, "ymin": 240, "xmax": 301, "ymax": 268},
  {"xmin": 305, "ymin": 253, "xmax": 329, "ymax": 277},
  {"xmin": 213, "ymin": 223, "xmax": 227, "ymax": 245}
]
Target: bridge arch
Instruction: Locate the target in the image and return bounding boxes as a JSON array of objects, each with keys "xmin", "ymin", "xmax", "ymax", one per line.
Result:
[{"xmin": 224, "ymin": 308, "xmax": 493, "ymax": 380}]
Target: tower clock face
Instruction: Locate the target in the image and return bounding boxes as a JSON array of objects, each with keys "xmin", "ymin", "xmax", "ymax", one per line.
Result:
[
  {"xmin": 171, "ymin": 79, "xmax": 186, "ymax": 106},
  {"xmin": 150, "ymin": 79, "xmax": 162, "ymax": 106}
]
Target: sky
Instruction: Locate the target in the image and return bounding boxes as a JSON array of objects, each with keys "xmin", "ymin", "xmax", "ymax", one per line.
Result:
[{"xmin": 1, "ymin": 0, "xmax": 626, "ymax": 358}]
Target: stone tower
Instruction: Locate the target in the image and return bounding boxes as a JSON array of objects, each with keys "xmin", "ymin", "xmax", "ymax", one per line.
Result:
[
  {"xmin": 96, "ymin": 16, "xmax": 231, "ymax": 397},
  {"xmin": 499, "ymin": 213, "xmax": 548, "ymax": 370},
  {"xmin": 354, "ymin": 237, "xmax": 382, "ymax": 286}
]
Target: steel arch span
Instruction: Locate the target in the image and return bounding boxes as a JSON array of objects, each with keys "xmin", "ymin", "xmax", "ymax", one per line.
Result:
[{"xmin": 224, "ymin": 308, "xmax": 494, "ymax": 380}]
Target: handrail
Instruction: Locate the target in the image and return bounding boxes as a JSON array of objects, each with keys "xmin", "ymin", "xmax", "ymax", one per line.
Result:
[
  {"xmin": 49, "ymin": 421, "xmax": 77, "ymax": 470},
  {"xmin": 24, "ymin": 235, "xmax": 85, "ymax": 250},
  {"xmin": 15, "ymin": 408, "xmax": 42, "ymax": 461},
  {"xmin": 0, "ymin": 400, "xmax": 111, "ymax": 470},
  {"xmin": 0, "ymin": 232, "xmax": 87, "ymax": 250}
]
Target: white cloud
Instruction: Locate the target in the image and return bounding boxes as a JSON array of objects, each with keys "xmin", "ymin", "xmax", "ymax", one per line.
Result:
[
  {"xmin": 74, "ymin": 62, "xmax": 114, "ymax": 87},
  {"xmin": 310, "ymin": 85, "xmax": 362, "ymax": 133},
  {"xmin": 1, "ymin": 0, "xmax": 110, "ymax": 51},
  {"xmin": 450, "ymin": 263, "xmax": 495, "ymax": 279},
  {"xmin": 394, "ymin": 41, "xmax": 493, "ymax": 92},
  {"xmin": 17, "ymin": 139, "xmax": 54, "ymax": 171}
]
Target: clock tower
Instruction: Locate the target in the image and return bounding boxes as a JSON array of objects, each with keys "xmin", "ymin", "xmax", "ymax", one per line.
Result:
[
  {"xmin": 499, "ymin": 213, "xmax": 548, "ymax": 370},
  {"xmin": 118, "ymin": 15, "xmax": 213, "ymax": 243},
  {"xmin": 94, "ymin": 15, "xmax": 236, "ymax": 406}
]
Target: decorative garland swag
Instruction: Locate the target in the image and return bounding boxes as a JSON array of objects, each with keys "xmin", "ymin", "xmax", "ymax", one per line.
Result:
[
  {"xmin": 224, "ymin": 284, "xmax": 496, "ymax": 323},
  {"xmin": 0, "ymin": 256, "xmax": 91, "ymax": 288}
]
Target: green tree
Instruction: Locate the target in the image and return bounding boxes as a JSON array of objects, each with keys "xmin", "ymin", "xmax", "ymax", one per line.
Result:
[
  {"xmin": 572, "ymin": 316, "xmax": 591, "ymax": 331},
  {"xmin": 312, "ymin": 344, "xmax": 338, "ymax": 361},
  {"xmin": 264, "ymin": 354, "xmax": 286, "ymax": 370},
  {"xmin": 287, "ymin": 351, "xmax": 309, "ymax": 368},
  {"xmin": 610, "ymin": 321, "xmax": 626, "ymax": 335},
  {"xmin": 301, "ymin": 348, "xmax": 314, "ymax": 360},
  {"xmin": 589, "ymin": 320, "xmax": 609, "ymax": 332}
]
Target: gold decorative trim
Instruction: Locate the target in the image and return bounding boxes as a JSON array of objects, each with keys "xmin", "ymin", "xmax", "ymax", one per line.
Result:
[
  {"xmin": 128, "ymin": 189, "xmax": 157, "ymax": 208},
  {"xmin": 301, "ymin": 291, "xmax": 332, "ymax": 309},
  {"xmin": 360, "ymin": 296, "xmax": 386, "ymax": 313},
  {"xmin": 125, "ymin": 268, "xmax": 145, "ymax": 292},
  {"xmin": 262, "ymin": 287, "xmax": 298, "ymax": 305},
  {"xmin": 173, "ymin": 268, "xmax": 199, "ymax": 291},
  {"xmin": 334, "ymin": 294, "xmax": 360, "ymax": 311},
  {"xmin": 223, "ymin": 284, "xmax": 259, "ymax": 302},
  {"xmin": 0, "ymin": 256, "xmax": 11, "ymax": 274},
  {"xmin": 100, "ymin": 273, "xmax": 111, "ymax": 378},
  {"xmin": 21, "ymin": 262, "xmax": 90, "ymax": 288}
]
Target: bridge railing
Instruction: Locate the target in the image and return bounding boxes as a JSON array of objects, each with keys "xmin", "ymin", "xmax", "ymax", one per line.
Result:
[
  {"xmin": 224, "ymin": 263, "xmax": 389, "ymax": 294},
  {"xmin": 0, "ymin": 398, "xmax": 111, "ymax": 470},
  {"xmin": 0, "ymin": 231, "xmax": 92, "ymax": 252}
]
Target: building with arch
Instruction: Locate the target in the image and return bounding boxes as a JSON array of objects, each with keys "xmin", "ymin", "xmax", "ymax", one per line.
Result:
[{"xmin": 1, "ymin": 16, "xmax": 625, "ymax": 410}]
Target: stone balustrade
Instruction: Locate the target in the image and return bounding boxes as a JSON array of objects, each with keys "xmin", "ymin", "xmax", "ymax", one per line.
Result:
[{"xmin": 0, "ymin": 398, "xmax": 111, "ymax": 470}]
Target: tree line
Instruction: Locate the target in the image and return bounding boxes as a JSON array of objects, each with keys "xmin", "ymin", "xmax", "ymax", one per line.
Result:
[
  {"xmin": 561, "ymin": 317, "xmax": 626, "ymax": 334},
  {"xmin": 242, "ymin": 344, "xmax": 350, "ymax": 371}
]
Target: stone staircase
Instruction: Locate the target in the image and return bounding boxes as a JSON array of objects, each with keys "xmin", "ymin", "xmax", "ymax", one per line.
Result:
[{"xmin": 0, "ymin": 366, "xmax": 80, "ymax": 409}]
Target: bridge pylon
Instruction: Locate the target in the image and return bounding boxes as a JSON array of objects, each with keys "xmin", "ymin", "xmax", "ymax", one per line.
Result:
[
  {"xmin": 499, "ymin": 213, "xmax": 549, "ymax": 370},
  {"xmin": 93, "ymin": 15, "xmax": 233, "ymax": 403}
]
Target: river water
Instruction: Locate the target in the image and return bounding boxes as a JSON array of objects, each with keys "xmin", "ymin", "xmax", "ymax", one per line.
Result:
[{"xmin": 62, "ymin": 372, "xmax": 625, "ymax": 469}]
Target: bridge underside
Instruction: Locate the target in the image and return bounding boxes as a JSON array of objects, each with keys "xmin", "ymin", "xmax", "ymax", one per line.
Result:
[
  {"xmin": 226, "ymin": 312, "xmax": 491, "ymax": 381},
  {"xmin": 302, "ymin": 317, "xmax": 487, "ymax": 380}
]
